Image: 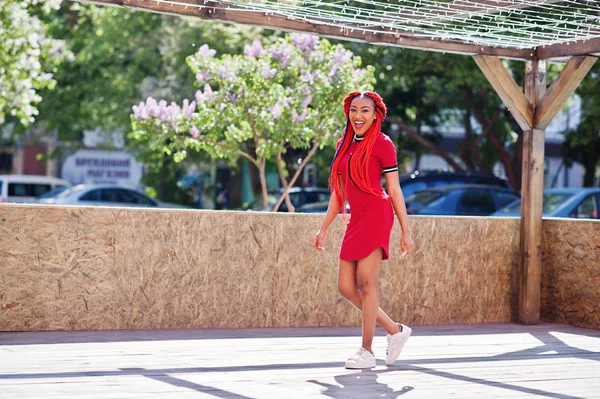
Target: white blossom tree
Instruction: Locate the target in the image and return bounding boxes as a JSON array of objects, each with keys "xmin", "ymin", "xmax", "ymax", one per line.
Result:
[
  {"xmin": 0, "ymin": 0, "xmax": 71, "ymax": 127},
  {"xmin": 131, "ymin": 33, "xmax": 374, "ymax": 211}
]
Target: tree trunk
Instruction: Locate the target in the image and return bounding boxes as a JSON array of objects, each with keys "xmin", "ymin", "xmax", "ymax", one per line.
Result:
[
  {"xmin": 257, "ymin": 158, "xmax": 269, "ymax": 211},
  {"xmin": 391, "ymin": 118, "xmax": 465, "ymax": 172},
  {"xmin": 159, "ymin": 153, "xmax": 166, "ymax": 201},
  {"xmin": 583, "ymin": 162, "xmax": 597, "ymax": 187},
  {"xmin": 459, "ymin": 108, "xmax": 477, "ymax": 171},
  {"xmin": 274, "ymin": 153, "xmax": 295, "ymax": 213},
  {"xmin": 460, "ymin": 87, "xmax": 521, "ymax": 190}
]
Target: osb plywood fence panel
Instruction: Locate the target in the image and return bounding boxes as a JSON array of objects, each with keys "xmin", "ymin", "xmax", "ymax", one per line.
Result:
[
  {"xmin": 541, "ymin": 218, "xmax": 600, "ymax": 330},
  {"xmin": 0, "ymin": 205, "xmax": 520, "ymax": 331}
]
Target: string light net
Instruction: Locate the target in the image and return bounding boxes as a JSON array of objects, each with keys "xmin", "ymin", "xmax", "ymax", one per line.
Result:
[{"xmin": 153, "ymin": 0, "xmax": 600, "ymax": 50}]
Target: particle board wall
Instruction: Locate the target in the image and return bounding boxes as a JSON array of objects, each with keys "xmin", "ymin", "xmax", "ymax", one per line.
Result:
[
  {"xmin": 0, "ymin": 204, "xmax": 520, "ymax": 331},
  {"xmin": 541, "ymin": 218, "xmax": 600, "ymax": 330}
]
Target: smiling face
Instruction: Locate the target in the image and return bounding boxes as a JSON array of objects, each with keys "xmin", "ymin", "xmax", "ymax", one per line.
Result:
[{"xmin": 349, "ymin": 96, "xmax": 377, "ymax": 137}]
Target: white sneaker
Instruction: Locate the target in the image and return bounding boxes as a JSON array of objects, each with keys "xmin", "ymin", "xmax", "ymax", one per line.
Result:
[
  {"xmin": 345, "ymin": 347, "xmax": 376, "ymax": 369},
  {"xmin": 385, "ymin": 323, "xmax": 412, "ymax": 366}
]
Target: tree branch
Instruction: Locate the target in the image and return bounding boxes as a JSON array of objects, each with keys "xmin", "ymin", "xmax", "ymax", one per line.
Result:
[
  {"xmin": 390, "ymin": 117, "xmax": 464, "ymax": 172},
  {"xmin": 272, "ymin": 138, "xmax": 321, "ymax": 212},
  {"xmin": 273, "ymin": 153, "xmax": 295, "ymax": 212}
]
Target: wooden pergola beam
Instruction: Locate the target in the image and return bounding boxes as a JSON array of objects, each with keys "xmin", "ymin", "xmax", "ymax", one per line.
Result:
[
  {"xmin": 534, "ymin": 56, "xmax": 597, "ymax": 130},
  {"xmin": 73, "ymin": 0, "xmax": 535, "ymax": 60},
  {"xmin": 472, "ymin": 55, "xmax": 533, "ymax": 131},
  {"xmin": 537, "ymin": 38, "xmax": 600, "ymax": 59}
]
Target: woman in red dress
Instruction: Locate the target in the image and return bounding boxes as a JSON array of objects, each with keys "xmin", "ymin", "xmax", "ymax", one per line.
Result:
[{"xmin": 313, "ymin": 91, "xmax": 413, "ymax": 369}]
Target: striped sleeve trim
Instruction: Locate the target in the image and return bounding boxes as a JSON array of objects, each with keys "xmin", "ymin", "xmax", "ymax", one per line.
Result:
[{"xmin": 382, "ymin": 165, "xmax": 398, "ymax": 174}]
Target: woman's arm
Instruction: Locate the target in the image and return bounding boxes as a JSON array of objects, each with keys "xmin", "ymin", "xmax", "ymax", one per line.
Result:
[
  {"xmin": 313, "ymin": 190, "xmax": 342, "ymax": 251},
  {"xmin": 385, "ymin": 171, "xmax": 413, "ymax": 256}
]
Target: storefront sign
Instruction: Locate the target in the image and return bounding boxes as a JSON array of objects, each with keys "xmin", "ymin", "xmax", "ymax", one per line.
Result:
[{"xmin": 61, "ymin": 149, "xmax": 143, "ymax": 186}]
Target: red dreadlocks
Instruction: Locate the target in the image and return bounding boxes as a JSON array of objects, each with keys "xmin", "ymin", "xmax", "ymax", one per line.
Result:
[{"xmin": 328, "ymin": 91, "xmax": 388, "ymax": 212}]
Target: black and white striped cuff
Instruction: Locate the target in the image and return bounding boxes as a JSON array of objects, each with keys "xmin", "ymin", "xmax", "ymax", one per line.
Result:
[{"xmin": 382, "ymin": 165, "xmax": 398, "ymax": 174}]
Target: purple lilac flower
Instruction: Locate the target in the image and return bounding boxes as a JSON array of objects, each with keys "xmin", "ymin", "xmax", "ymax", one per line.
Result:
[
  {"xmin": 156, "ymin": 100, "xmax": 168, "ymax": 121},
  {"xmin": 292, "ymin": 109, "xmax": 307, "ymax": 122},
  {"xmin": 263, "ymin": 64, "xmax": 277, "ymax": 79},
  {"xmin": 197, "ymin": 44, "xmax": 216, "ymax": 58},
  {"xmin": 196, "ymin": 71, "xmax": 209, "ymax": 82},
  {"xmin": 301, "ymin": 70, "xmax": 315, "ymax": 85},
  {"xmin": 132, "ymin": 101, "xmax": 149, "ymax": 120},
  {"xmin": 218, "ymin": 61, "xmax": 235, "ymax": 80},
  {"xmin": 182, "ymin": 99, "xmax": 196, "ymax": 118},
  {"xmin": 291, "ymin": 33, "xmax": 318, "ymax": 56},
  {"xmin": 333, "ymin": 47, "xmax": 353, "ymax": 66},
  {"xmin": 270, "ymin": 43, "xmax": 292, "ymax": 68},
  {"xmin": 145, "ymin": 97, "xmax": 158, "ymax": 116},
  {"xmin": 167, "ymin": 102, "xmax": 181, "ymax": 119},
  {"xmin": 227, "ymin": 91, "xmax": 237, "ymax": 103},
  {"xmin": 270, "ymin": 102, "xmax": 283, "ymax": 119},
  {"xmin": 300, "ymin": 96, "xmax": 312, "ymax": 109},
  {"xmin": 195, "ymin": 84, "xmax": 214, "ymax": 103},
  {"xmin": 190, "ymin": 127, "xmax": 200, "ymax": 139},
  {"xmin": 244, "ymin": 39, "xmax": 265, "ymax": 58}
]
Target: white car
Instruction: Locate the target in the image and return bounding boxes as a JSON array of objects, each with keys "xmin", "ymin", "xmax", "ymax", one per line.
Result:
[
  {"xmin": 35, "ymin": 184, "xmax": 188, "ymax": 209},
  {"xmin": 0, "ymin": 174, "xmax": 71, "ymax": 203}
]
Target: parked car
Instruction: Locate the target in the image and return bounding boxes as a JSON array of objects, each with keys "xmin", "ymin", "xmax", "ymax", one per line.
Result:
[
  {"xmin": 295, "ymin": 200, "xmax": 352, "ymax": 214},
  {"xmin": 399, "ymin": 170, "xmax": 510, "ymax": 199},
  {"xmin": 491, "ymin": 188, "xmax": 600, "ymax": 219},
  {"xmin": 242, "ymin": 187, "xmax": 331, "ymax": 212},
  {"xmin": 405, "ymin": 184, "xmax": 520, "ymax": 216},
  {"xmin": 0, "ymin": 174, "xmax": 71, "ymax": 203},
  {"xmin": 34, "ymin": 184, "xmax": 189, "ymax": 209}
]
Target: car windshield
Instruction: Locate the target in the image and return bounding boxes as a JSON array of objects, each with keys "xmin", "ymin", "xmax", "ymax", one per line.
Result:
[
  {"xmin": 406, "ymin": 190, "xmax": 443, "ymax": 206},
  {"xmin": 500, "ymin": 193, "xmax": 575, "ymax": 214},
  {"xmin": 56, "ymin": 185, "xmax": 87, "ymax": 199},
  {"xmin": 36, "ymin": 186, "xmax": 70, "ymax": 199}
]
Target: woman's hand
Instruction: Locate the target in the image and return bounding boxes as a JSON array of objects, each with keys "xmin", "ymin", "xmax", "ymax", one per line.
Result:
[
  {"xmin": 400, "ymin": 232, "xmax": 413, "ymax": 257},
  {"xmin": 313, "ymin": 229, "xmax": 327, "ymax": 251}
]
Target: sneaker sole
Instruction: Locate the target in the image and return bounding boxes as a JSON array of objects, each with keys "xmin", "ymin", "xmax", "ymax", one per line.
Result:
[{"xmin": 345, "ymin": 363, "xmax": 376, "ymax": 369}]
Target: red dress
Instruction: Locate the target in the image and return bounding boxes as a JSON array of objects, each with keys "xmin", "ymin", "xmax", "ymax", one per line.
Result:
[{"xmin": 337, "ymin": 132, "xmax": 398, "ymax": 261}]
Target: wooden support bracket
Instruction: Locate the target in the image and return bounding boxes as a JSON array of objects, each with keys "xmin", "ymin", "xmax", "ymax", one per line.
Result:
[
  {"xmin": 472, "ymin": 56, "xmax": 533, "ymax": 131},
  {"xmin": 534, "ymin": 56, "xmax": 597, "ymax": 130}
]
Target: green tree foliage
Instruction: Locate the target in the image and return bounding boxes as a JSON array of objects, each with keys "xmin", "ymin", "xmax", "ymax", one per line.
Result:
[
  {"xmin": 35, "ymin": 3, "xmax": 263, "ymax": 203},
  {"xmin": 131, "ymin": 34, "xmax": 375, "ymax": 211},
  {"xmin": 563, "ymin": 65, "xmax": 600, "ymax": 187},
  {"xmin": 345, "ymin": 43, "xmax": 568, "ymax": 191}
]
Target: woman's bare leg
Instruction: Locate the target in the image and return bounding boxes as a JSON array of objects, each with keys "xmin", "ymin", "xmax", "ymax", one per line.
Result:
[
  {"xmin": 338, "ymin": 255, "xmax": 401, "ymax": 348},
  {"xmin": 355, "ymin": 248, "xmax": 385, "ymax": 353}
]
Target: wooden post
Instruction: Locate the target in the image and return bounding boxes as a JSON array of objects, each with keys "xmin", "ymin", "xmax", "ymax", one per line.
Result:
[{"xmin": 519, "ymin": 59, "xmax": 546, "ymax": 325}]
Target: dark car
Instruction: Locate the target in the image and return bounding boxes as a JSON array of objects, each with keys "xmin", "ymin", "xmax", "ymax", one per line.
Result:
[
  {"xmin": 399, "ymin": 171, "xmax": 511, "ymax": 199},
  {"xmin": 405, "ymin": 184, "xmax": 519, "ymax": 216},
  {"xmin": 242, "ymin": 187, "xmax": 331, "ymax": 212}
]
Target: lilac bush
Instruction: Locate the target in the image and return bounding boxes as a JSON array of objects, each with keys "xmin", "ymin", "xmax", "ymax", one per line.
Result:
[
  {"xmin": 1, "ymin": 0, "xmax": 72, "ymax": 126},
  {"xmin": 131, "ymin": 33, "xmax": 374, "ymax": 211}
]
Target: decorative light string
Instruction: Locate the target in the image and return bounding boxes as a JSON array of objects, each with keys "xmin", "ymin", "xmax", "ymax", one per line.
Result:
[{"xmin": 146, "ymin": 0, "xmax": 600, "ymax": 49}]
